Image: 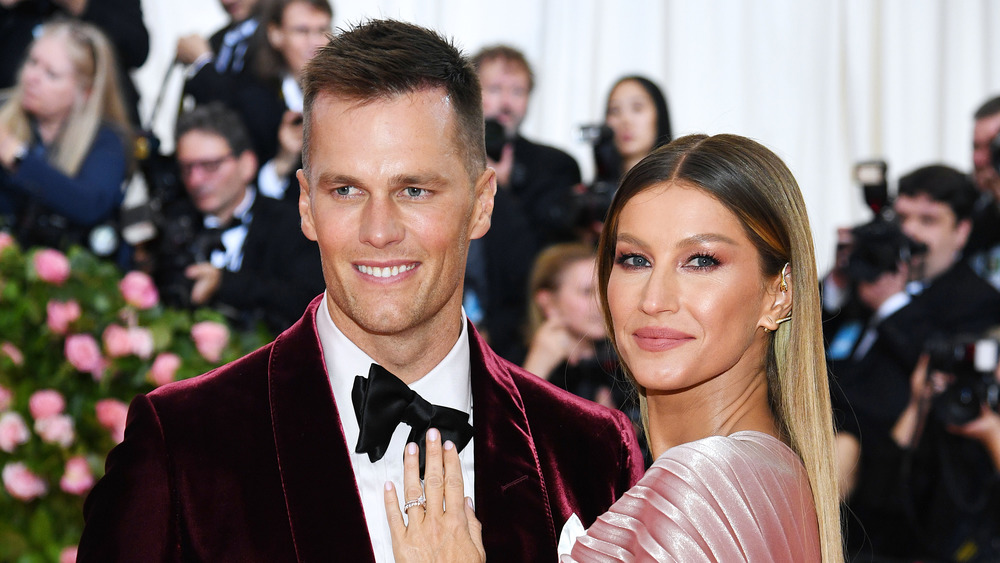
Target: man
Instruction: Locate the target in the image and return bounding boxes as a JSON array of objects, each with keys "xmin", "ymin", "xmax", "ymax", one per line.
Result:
[
  {"xmin": 468, "ymin": 45, "xmax": 583, "ymax": 363},
  {"xmin": 149, "ymin": 102, "xmax": 323, "ymax": 333},
  {"xmin": 966, "ymin": 95, "xmax": 1000, "ymax": 287},
  {"xmin": 839, "ymin": 165, "xmax": 1000, "ymax": 560},
  {"xmin": 79, "ymin": 20, "xmax": 643, "ymax": 562}
]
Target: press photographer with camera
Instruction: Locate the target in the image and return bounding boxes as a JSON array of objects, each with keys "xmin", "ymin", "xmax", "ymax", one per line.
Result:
[
  {"xmin": 832, "ymin": 164, "xmax": 1000, "ymax": 561},
  {"xmin": 465, "ymin": 45, "xmax": 583, "ymax": 364},
  {"xmin": 149, "ymin": 102, "xmax": 323, "ymax": 334}
]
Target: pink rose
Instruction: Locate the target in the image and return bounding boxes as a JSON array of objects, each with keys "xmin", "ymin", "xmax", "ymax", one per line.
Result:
[
  {"xmin": 0, "ymin": 384, "xmax": 11, "ymax": 410},
  {"xmin": 119, "ymin": 271, "xmax": 159, "ymax": 310},
  {"xmin": 0, "ymin": 342, "xmax": 22, "ymax": 366},
  {"xmin": 102, "ymin": 324, "xmax": 132, "ymax": 358},
  {"xmin": 128, "ymin": 326, "xmax": 154, "ymax": 359},
  {"xmin": 34, "ymin": 414, "xmax": 75, "ymax": 447},
  {"xmin": 46, "ymin": 299, "xmax": 81, "ymax": 334},
  {"xmin": 0, "ymin": 231, "xmax": 15, "ymax": 254},
  {"xmin": 191, "ymin": 321, "xmax": 229, "ymax": 363},
  {"xmin": 33, "ymin": 248, "xmax": 71, "ymax": 285},
  {"xmin": 0, "ymin": 412, "xmax": 30, "ymax": 453},
  {"xmin": 2, "ymin": 462, "xmax": 47, "ymax": 501},
  {"xmin": 65, "ymin": 334, "xmax": 104, "ymax": 376},
  {"xmin": 59, "ymin": 456, "xmax": 94, "ymax": 496},
  {"xmin": 29, "ymin": 389, "xmax": 65, "ymax": 419},
  {"xmin": 59, "ymin": 546, "xmax": 78, "ymax": 563},
  {"xmin": 148, "ymin": 352, "xmax": 181, "ymax": 387},
  {"xmin": 95, "ymin": 399, "xmax": 128, "ymax": 444}
]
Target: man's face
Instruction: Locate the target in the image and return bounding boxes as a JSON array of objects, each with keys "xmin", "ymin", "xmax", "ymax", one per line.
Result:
[
  {"xmin": 176, "ymin": 131, "xmax": 256, "ymax": 221},
  {"xmin": 972, "ymin": 113, "xmax": 1000, "ymax": 199},
  {"xmin": 267, "ymin": 1, "xmax": 331, "ymax": 79},
  {"xmin": 219, "ymin": 0, "xmax": 258, "ymax": 22},
  {"xmin": 479, "ymin": 58, "xmax": 530, "ymax": 138},
  {"xmin": 894, "ymin": 193, "xmax": 971, "ymax": 281},
  {"xmin": 298, "ymin": 89, "xmax": 495, "ymax": 346}
]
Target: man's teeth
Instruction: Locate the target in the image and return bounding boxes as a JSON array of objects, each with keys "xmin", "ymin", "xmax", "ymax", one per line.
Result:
[{"xmin": 357, "ymin": 264, "xmax": 415, "ymax": 278}]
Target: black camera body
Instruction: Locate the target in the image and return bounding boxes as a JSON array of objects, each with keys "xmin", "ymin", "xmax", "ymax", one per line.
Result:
[
  {"xmin": 151, "ymin": 205, "xmax": 225, "ymax": 309},
  {"xmin": 926, "ymin": 334, "xmax": 1000, "ymax": 426}
]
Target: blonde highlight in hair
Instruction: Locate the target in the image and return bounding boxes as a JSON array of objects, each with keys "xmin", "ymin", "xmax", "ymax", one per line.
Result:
[
  {"xmin": 0, "ymin": 20, "xmax": 131, "ymax": 176},
  {"xmin": 596, "ymin": 134, "xmax": 843, "ymax": 562}
]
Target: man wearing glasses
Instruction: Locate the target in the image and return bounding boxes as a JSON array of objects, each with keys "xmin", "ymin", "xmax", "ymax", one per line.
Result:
[{"xmin": 149, "ymin": 102, "xmax": 323, "ymax": 333}]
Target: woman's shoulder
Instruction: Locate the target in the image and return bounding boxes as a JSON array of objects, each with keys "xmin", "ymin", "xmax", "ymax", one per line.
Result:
[{"xmin": 567, "ymin": 431, "xmax": 821, "ymax": 562}]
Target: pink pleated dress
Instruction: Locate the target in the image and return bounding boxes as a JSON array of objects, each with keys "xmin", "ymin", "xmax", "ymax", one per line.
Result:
[{"xmin": 565, "ymin": 431, "xmax": 821, "ymax": 562}]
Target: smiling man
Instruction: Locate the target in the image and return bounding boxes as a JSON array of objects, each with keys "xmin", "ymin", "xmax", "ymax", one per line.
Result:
[{"xmin": 79, "ymin": 19, "xmax": 642, "ymax": 562}]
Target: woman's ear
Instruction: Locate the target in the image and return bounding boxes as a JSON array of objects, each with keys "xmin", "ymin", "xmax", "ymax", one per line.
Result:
[
  {"xmin": 758, "ymin": 263, "xmax": 792, "ymax": 332},
  {"xmin": 535, "ymin": 289, "xmax": 557, "ymax": 319}
]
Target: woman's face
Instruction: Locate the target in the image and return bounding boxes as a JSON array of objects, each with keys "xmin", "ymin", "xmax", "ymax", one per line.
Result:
[
  {"xmin": 20, "ymin": 34, "xmax": 85, "ymax": 125},
  {"xmin": 606, "ymin": 80, "xmax": 658, "ymax": 164},
  {"xmin": 607, "ymin": 182, "xmax": 778, "ymax": 395},
  {"xmin": 542, "ymin": 258, "xmax": 607, "ymax": 341}
]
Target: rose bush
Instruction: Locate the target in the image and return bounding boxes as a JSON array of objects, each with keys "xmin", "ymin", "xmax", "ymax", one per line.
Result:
[{"xmin": 0, "ymin": 240, "xmax": 271, "ymax": 561}]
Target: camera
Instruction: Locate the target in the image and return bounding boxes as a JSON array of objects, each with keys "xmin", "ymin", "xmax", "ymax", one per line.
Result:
[
  {"xmin": 150, "ymin": 207, "xmax": 225, "ymax": 309},
  {"xmin": 570, "ymin": 123, "xmax": 621, "ymax": 229},
  {"xmin": 925, "ymin": 334, "xmax": 1000, "ymax": 426},
  {"xmin": 484, "ymin": 118, "xmax": 506, "ymax": 162},
  {"xmin": 854, "ymin": 159, "xmax": 890, "ymax": 218},
  {"xmin": 846, "ymin": 219, "xmax": 926, "ymax": 283}
]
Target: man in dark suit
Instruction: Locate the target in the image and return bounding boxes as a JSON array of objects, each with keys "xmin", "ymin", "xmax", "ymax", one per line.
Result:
[
  {"xmin": 467, "ymin": 45, "xmax": 584, "ymax": 363},
  {"xmin": 79, "ymin": 20, "xmax": 644, "ymax": 562},
  {"xmin": 147, "ymin": 102, "xmax": 323, "ymax": 334}
]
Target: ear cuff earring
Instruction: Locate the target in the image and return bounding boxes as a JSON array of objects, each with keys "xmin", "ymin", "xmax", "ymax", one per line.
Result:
[{"xmin": 779, "ymin": 262, "xmax": 790, "ymax": 293}]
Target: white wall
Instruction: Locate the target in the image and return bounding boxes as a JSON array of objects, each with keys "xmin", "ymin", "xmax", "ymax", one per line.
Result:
[{"xmin": 134, "ymin": 0, "xmax": 1000, "ymax": 272}]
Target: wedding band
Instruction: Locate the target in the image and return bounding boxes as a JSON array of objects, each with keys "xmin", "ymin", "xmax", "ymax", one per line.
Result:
[{"xmin": 403, "ymin": 496, "xmax": 426, "ymax": 512}]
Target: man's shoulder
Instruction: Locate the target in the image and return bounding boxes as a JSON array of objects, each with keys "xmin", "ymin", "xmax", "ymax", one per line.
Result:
[{"xmin": 145, "ymin": 341, "xmax": 274, "ymax": 417}]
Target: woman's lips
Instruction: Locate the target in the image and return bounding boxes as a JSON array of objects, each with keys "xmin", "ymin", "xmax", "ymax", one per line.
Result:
[{"xmin": 632, "ymin": 327, "xmax": 694, "ymax": 352}]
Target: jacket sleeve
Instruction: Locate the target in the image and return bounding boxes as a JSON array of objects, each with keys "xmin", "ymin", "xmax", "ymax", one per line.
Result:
[
  {"xmin": 79, "ymin": 394, "xmax": 179, "ymax": 561},
  {"xmin": 8, "ymin": 127, "xmax": 127, "ymax": 226}
]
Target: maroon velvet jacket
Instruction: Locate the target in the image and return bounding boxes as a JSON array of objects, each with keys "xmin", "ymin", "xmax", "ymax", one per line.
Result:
[{"xmin": 79, "ymin": 297, "xmax": 644, "ymax": 561}]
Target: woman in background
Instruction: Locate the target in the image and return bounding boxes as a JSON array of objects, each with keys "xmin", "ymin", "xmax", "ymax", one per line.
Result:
[
  {"xmin": 522, "ymin": 242, "xmax": 620, "ymax": 409},
  {"xmin": 603, "ymin": 75, "xmax": 672, "ymax": 178},
  {"xmin": 0, "ymin": 20, "xmax": 131, "ymax": 257},
  {"xmin": 387, "ymin": 134, "xmax": 844, "ymax": 562}
]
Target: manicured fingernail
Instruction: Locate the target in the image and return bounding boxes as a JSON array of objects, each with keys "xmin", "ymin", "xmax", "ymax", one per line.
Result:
[
  {"xmin": 385, "ymin": 481, "xmax": 393, "ymax": 491},
  {"xmin": 427, "ymin": 428, "xmax": 440, "ymax": 441},
  {"xmin": 443, "ymin": 440, "xmax": 455, "ymax": 450},
  {"xmin": 407, "ymin": 442, "xmax": 417, "ymax": 455},
  {"xmin": 466, "ymin": 497, "xmax": 474, "ymax": 508}
]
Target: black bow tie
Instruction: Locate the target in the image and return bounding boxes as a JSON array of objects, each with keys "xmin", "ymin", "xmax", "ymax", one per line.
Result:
[{"xmin": 352, "ymin": 364, "xmax": 474, "ymax": 477}]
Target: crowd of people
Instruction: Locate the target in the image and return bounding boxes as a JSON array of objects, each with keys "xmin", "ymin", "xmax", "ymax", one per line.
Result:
[{"xmin": 2, "ymin": 1, "xmax": 1000, "ymax": 561}]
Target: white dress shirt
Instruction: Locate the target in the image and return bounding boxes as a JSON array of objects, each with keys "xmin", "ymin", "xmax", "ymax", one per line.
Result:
[
  {"xmin": 316, "ymin": 294, "xmax": 476, "ymax": 563},
  {"xmin": 204, "ymin": 187, "xmax": 254, "ymax": 272}
]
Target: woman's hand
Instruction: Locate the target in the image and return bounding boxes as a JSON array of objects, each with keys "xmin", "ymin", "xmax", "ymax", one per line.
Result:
[
  {"xmin": 384, "ymin": 428, "xmax": 485, "ymax": 563},
  {"xmin": 522, "ymin": 315, "xmax": 575, "ymax": 379}
]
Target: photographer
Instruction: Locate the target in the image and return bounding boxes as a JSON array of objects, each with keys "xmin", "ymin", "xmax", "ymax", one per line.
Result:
[
  {"xmin": 466, "ymin": 45, "xmax": 582, "ymax": 364},
  {"xmin": 150, "ymin": 103, "xmax": 323, "ymax": 334},
  {"xmin": 857, "ymin": 334, "xmax": 1000, "ymax": 561}
]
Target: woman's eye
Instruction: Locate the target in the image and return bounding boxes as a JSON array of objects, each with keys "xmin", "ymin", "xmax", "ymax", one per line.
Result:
[
  {"xmin": 617, "ymin": 254, "xmax": 650, "ymax": 268},
  {"xmin": 685, "ymin": 255, "xmax": 719, "ymax": 268}
]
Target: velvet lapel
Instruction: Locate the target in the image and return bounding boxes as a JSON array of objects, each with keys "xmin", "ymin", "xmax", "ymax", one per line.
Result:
[
  {"xmin": 469, "ymin": 322, "xmax": 558, "ymax": 560},
  {"xmin": 268, "ymin": 298, "xmax": 376, "ymax": 563}
]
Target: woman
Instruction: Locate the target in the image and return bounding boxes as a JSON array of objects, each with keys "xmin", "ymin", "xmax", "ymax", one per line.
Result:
[
  {"xmin": 0, "ymin": 20, "xmax": 131, "ymax": 255},
  {"xmin": 601, "ymin": 75, "xmax": 672, "ymax": 180},
  {"xmin": 522, "ymin": 242, "xmax": 620, "ymax": 409},
  {"xmin": 385, "ymin": 134, "xmax": 843, "ymax": 562}
]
